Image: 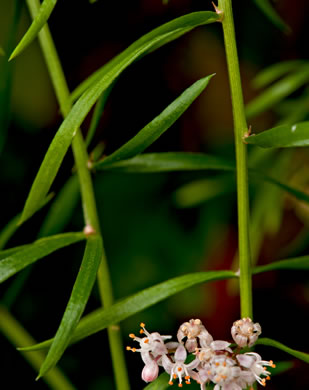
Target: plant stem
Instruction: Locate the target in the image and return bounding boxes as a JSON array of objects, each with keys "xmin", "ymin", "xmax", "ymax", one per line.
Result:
[
  {"xmin": 217, "ymin": 0, "xmax": 253, "ymax": 318},
  {"xmin": 0, "ymin": 304, "xmax": 76, "ymax": 390},
  {"xmin": 24, "ymin": 1, "xmax": 130, "ymax": 388}
]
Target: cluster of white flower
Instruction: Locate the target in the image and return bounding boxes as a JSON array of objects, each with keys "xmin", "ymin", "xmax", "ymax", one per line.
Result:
[{"xmin": 127, "ymin": 318, "xmax": 275, "ymax": 389}]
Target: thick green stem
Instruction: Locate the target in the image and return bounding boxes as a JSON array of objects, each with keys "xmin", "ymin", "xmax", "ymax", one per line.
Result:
[
  {"xmin": 24, "ymin": 1, "xmax": 130, "ymax": 388},
  {"xmin": 218, "ymin": 0, "xmax": 253, "ymax": 318}
]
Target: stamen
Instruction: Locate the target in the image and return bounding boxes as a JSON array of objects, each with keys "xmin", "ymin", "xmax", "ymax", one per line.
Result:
[
  {"xmin": 178, "ymin": 384, "xmax": 183, "ymax": 388},
  {"xmin": 178, "ymin": 367, "xmax": 182, "ymax": 372},
  {"xmin": 144, "ymin": 339, "xmax": 149, "ymax": 344},
  {"xmin": 266, "ymin": 376, "xmax": 271, "ymax": 380},
  {"xmin": 126, "ymin": 346, "xmax": 131, "ymax": 350},
  {"xmin": 140, "ymin": 329, "xmax": 144, "ymax": 334},
  {"xmin": 132, "ymin": 347, "xmax": 136, "ymax": 352},
  {"xmin": 140, "ymin": 322, "xmax": 145, "ymax": 328},
  {"xmin": 173, "ymin": 374, "xmax": 177, "ymax": 379},
  {"xmin": 129, "ymin": 333, "xmax": 135, "ymax": 338},
  {"xmin": 270, "ymin": 361, "xmax": 276, "ymax": 368},
  {"xmin": 185, "ymin": 381, "xmax": 190, "ymax": 385},
  {"xmin": 169, "ymin": 381, "xmax": 174, "ymax": 385},
  {"xmin": 185, "ymin": 376, "xmax": 190, "ymax": 380},
  {"xmin": 223, "ymin": 361, "xmax": 226, "ymax": 367},
  {"xmin": 215, "ymin": 362, "xmax": 220, "ymax": 366},
  {"xmin": 261, "ymin": 379, "xmax": 266, "ymax": 387}
]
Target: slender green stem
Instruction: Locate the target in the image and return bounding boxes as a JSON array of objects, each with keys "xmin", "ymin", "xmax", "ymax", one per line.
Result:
[
  {"xmin": 217, "ymin": 0, "xmax": 252, "ymax": 318},
  {"xmin": 0, "ymin": 304, "xmax": 76, "ymax": 390},
  {"xmin": 24, "ymin": 1, "xmax": 130, "ymax": 388}
]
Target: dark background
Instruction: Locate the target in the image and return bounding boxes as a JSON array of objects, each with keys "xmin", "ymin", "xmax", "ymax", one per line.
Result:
[{"xmin": 0, "ymin": 0, "xmax": 309, "ymax": 389}]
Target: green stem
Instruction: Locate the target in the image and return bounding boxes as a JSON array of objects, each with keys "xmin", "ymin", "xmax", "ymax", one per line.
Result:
[
  {"xmin": 24, "ymin": 1, "xmax": 130, "ymax": 388},
  {"xmin": 217, "ymin": 0, "xmax": 252, "ymax": 318},
  {"xmin": 0, "ymin": 304, "xmax": 76, "ymax": 390}
]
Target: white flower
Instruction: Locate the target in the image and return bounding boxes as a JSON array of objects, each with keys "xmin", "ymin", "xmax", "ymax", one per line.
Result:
[
  {"xmin": 162, "ymin": 344, "xmax": 200, "ymax": 386},
  {"xmin": 127, "ymin": 322, "xmax": 171, "ymax": 357},
  {"xmin": 208, "ymin": 355, "xmax": 242, "ymax": 390},
  {"xmin": 236, "ymin": 352, "xmax": 275, "ymax": 387},
  {"xmin": 231, "ymin": 318, "xmax": 261, "ymax": 348},
  {"xmin": 177, "ymin": 319, "xmax": 213, "ymax": 351},
  {"xmin": 196, "ymin": 340, "xmax": 232, "ymax": 364}
]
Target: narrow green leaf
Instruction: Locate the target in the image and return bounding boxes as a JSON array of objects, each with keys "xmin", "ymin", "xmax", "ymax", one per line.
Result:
[
  {"xmin": 0, "ymin": 232, "xmax": 85, "ymax": 284},
  {"xmin": 256, "ymin": 338, "xmax": 309, "ymax": 364},
  {"xmin": 253, "ymin": 255, "xmax": 309, "ymax": 274},
  {"xmin": 252, "ymin": 0, "xmax": 290, "ymax": 33},
  {"xmin": 252, "ymin": 60, "xmax": 307, "ymax": 89},
  {"xmin": 19, "ymin": 270, "xmax": 236, "ymax": 351},
  {"xmin": 144, "ymin": 373, "xmax": 170, "ymax": 389},
  {"xmin": 269, "ymin": 361, "xmax": 294, "ymax": 376},
  {"xmin": 70, "ymin": 11, "xmax": 219, "ymax": 101},
  {"xmin": 0, "ymin": 47, "xmax": 4, "ymax": 56},
  {"xmin": 0, "ymin": 244, "xmax": 31, "ymax": 260},
  {"xmin": 9, "ymin": 0, "xmax": 57, "ymax": 60},
  {"xmin": 246, "ymin": 121, "xmax": 309, "ymax": 148},
  {"xmin": 95, "ymin": 152, "xmax": 235, "ymax": 172},
  {"xmin": 246, "ymin": 66, "xmax": 309, "ymax": 119},
  {"xmin": 38, "ymin": 235, "xmax": 103, "ymax": 377},
  {"xmin": 19, "ymin": 11, "xmax": 219, "ymax": 225},
  {"xmin": 98, "ymin": 75, "xmax": 214, "ymax": 166},
  {"xmin": 95, "ymin": 151, "xmax": 309, "ymax": 207}
]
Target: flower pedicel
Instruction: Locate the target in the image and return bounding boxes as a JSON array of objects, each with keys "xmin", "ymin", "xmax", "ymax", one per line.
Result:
[{"xmin": 127, "ymin": 318, "xmax": 275, "ymax": 389}]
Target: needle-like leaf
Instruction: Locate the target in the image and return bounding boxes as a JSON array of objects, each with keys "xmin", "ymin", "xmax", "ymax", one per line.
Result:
[
  {"xmin": 97, "ymin": 75, "xmax": 214, "ymax": 167},
  {"xmin": 246, "ymin": 121, "xmax": 309, "ymax": 148},
  {"xmin": 19, "ymin": 270, "xmax": 236, "ymax": 351},
  {"xmin": 9, "ymin": 0, "xmax": 57, "ymax": 60},
  {"xmin": 256, "ymin": 338, "xmax": 309, "ymax": 364},
  {"xmin": 19, "ymin": 11, "xmax": 219, "ymax": 225},
  {"xmin": 251, "ymin": 0, "xmax": 290, "ymax": 33},
  {"xmin": 38, "ymin": 234, "xmax": 103, "ymax": 378}
]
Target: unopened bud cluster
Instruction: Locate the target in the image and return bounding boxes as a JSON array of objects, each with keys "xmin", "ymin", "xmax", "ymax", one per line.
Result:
[{"xmin": 127, "ymin": 318, "xmax": 275, "ymax": 389}]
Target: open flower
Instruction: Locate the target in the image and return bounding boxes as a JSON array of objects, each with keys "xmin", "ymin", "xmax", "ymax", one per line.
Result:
[
  {"xmin": 236, "ymin": 352, "xmax": 275, "ymax": 387},
  {"xmin": 127, "ymin": 322, "xmax": 171, "ymax": 357},
  {"xmin": 162, "ymin": 344, "xmax": 200, "ymax": 386},
  {"xmin": 231, "ymin": 318, "xmax": 261, "ymax": 348},
  {"xmin": 208, "ymin": 355, "xmax": 242, "ymax": 390},
  {"xmin": 177, "ymin": 319, "xmax": 213, "ymax": 351}
]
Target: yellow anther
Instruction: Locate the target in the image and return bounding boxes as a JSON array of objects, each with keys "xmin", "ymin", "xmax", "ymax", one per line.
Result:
[
  {"xmin": 173, "ymin": 374, "xmax": 177, "ymax": 379},
  {"xmin": 185, "ymin": 381, "xmax": 190, "ymax": 385},
  {"xmin": 144, "ymin": 338, "xmax": 149, "ymax": 344},
  {"xmin": 129, "ymin": 333, "xmax": 135, "ymax": 338},
  {"xmin": 140, "ymin": 322, "xmax": 145, "ymax": 328},
  {"xmin": 185, "ymin": 376, "xmax": 190, "ymax": 380},
  {"xmin": 215, "ymin": 362, "xmax": 220, "ymax": 366},
  {"xmin": 270, "ymin": 361, "xmax": 276, "ymax": 368},
  {"xmin": 178, "ymin": 367, "xmax": 182, "ymax": 372},
  {"xmin": 266, "ymin": 376, "xmax": 270, "ymax": 380},
  {"xmin": 132, "ymin": 347, "xmax": 136, "ymax": 352},
  {"xmin": 261, "ymin": 379, "xmax": 266, "ymax": 387},
  {"xmin": 169, "ymin": 380, "xmax": 174, "ymax": 385},
  {"xmin": 140, "ymin": 329, "xmax": 144, "ymax": 334},
  {"xmin": 178, "ymin": 384, "xmax": 183, "ymax": 388},
  {"xmin": 223, "ymin": 361, "xmax": 226, "ymax": 367},
  {"xmin": 126, "ymin": 346, "xmax": 131, "ymax": 350}
]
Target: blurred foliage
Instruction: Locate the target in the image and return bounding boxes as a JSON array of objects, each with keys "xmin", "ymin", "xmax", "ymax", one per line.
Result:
[{"xmin": 0, "ymin": 0, "xmax": 309, "ymax": 389}]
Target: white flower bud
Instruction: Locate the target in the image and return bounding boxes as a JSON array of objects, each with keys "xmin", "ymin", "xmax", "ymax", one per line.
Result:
[{"xmin": 231, "ymin": 317, "xmax": 261, "ymax": 348}]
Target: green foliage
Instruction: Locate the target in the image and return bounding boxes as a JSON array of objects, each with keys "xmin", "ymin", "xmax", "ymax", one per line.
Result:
[
  {"xmin": 38, "ymin": 235, "xmax": 103, "ymax": 377},
  {"xmin": 253, "ymin": 255, "xmax": 309, "ymax": 273},
  {"xmin": 97, "ymin": 75, "xmax": 215, "ymax": 166},
  {"xmin": 19, "ymin": 11, "xmax": 219, "ymax": 225},
  {"xmin": 257, "ymin": 338, "xmax": 309, "ymax": 364},
  {"xmin": 246, "ymin": 121, "xmax": 309, "ymax": 148},
  {"xmin": 19, "ymin": 270, "xmax": 236, "ymax": 351},
  {"xmin": 9, "ymin": 0, "xmax": 58, "ymax": 60}
]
